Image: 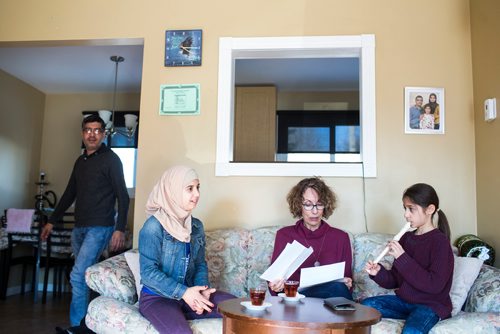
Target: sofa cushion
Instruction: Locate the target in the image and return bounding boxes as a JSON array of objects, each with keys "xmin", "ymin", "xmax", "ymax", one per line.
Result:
[
  {"xmin": 352, "ymin": 233, "xmax": 396, "ymax": 301},
  {"xmin": 85, "ymin": 253, "xmax": 137, "ymax": 304},
  {"xmin": 205, "ymin": 227, "xmax": 250, "ymax": 297},
  {"xmin": 371, "ymin": 318, "xmax": 404, "ymax": 334},
  {"xmin": 463, "ymin": 264, "xmax": 500, "ymax": 313},
  {"xmin": 449, "ymin": 256, "xmax": 483, "ymax": 316},
  {"xmin": 124, "ymin": 249, "xmax": 142, "ymax": 298},
  {"xmin": 429, "ymin": 311, "xmax": 499, "ymax": 334},
  {"xmin": 246, "ymin": 226, "xmax": 282, "ymax": 293},
  {"xmin": 86, "ymin": 297, "xmax": 158, "ymax": 334},
  {"xmin": 370, "ymin": 312, "xmax": 499, "ymax": 334},
  {"xmin": 86, "ymin": 296, "xmax": 223, "ymax": 334}
]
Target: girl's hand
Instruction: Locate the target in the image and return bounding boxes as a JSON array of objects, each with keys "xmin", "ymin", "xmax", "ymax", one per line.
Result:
[
  {"xmin": 182, "ymin": 286, "xmax": 214, "ymax": 314},
  {"xmin": 201, "ymin": 287, "xmax": 216, "ymax": 300},
  {"xmin": 387, "ymin": 240, "xmax": 405, "ymax": 259},
  {"xmin": 365, "ymin": 261, "xmax": 381, "ymax": 276},
  {"xmin": 343, "ymin": 277, "xmax": 353, "ymax": 289},
  {"xmin": 268, "ymin": 279, "xmax": 285, "ymax": 293}
]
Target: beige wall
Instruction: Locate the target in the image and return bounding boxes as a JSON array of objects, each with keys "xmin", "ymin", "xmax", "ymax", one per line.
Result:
[
  {"xmin": 470, "ymin": 0, "xmax": 500, "ymax": 267},
  {"xmin": 0, "ymin": 69, "xmax": 45, "ymax": 212},
  {"xmin": 1, "ymin": 1, "xmax": 480, "ymax": 252}
]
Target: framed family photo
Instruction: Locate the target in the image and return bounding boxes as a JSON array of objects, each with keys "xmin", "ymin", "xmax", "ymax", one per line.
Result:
[{"xmin": 404, "ymin": 87, "xmax": 445, "ymax": 134}]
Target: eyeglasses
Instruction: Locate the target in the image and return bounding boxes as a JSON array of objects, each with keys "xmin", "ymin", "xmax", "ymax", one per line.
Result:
[
  {"xmin": 82, "ymin": 127, "xmax": 104, "ymax": 135},
  {"xmin": 302, "ymin": 202, "xmax": 325, "ymax": 211}
]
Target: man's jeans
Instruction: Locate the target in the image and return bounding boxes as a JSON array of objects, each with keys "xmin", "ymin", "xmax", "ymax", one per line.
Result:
[
  {"xmin": 70, "ymin": 226, "xmax": 113, "ymax": 326},
  {"xmin": 362, "ymin": 295, "xmax": 440, "ymax": 334}
]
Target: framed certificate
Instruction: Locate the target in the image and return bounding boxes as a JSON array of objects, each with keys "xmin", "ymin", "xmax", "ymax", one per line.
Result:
[
  {"xmin": 159, "ymin": 84, "xmax": 200, "ymax": 115},
  {"xmin": 165, "ymin": 29, "xmax": 202, "ymax": 67}
]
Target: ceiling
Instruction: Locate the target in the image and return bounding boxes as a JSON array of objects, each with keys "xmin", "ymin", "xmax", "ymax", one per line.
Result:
[
  {"xmin": 0, "ymin": 44, "xmax": 359, "ymax": 95},
  {"xmin": 235, "ymin": 58, "xmax": 359, "ymax": 92},
  {"xmin": 0, "ymin": 44, "xmax": 144, "ymax": 94}
]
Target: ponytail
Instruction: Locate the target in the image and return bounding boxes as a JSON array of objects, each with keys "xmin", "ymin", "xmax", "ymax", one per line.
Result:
[{"xmin": 435, "ymin": 209, "xmax": 450, "ymax": 240}]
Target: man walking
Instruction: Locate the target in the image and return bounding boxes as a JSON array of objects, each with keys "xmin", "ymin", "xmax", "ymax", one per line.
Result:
[{"xmin": 42, "ymin": 113, "xmax": 129, "ymax": 326}]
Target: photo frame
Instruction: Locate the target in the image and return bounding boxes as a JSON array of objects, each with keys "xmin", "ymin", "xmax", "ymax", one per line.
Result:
[
  {"xmin": 404, "ymin": 87, "xmax": 445, "ymax": 134},
  {"xmin": 165, "ymin": 29, "xmax": 202, "ymax": 67},
  {"xmin": 159, "ymin": 84, "xmax": 200, "ymax": 115}
]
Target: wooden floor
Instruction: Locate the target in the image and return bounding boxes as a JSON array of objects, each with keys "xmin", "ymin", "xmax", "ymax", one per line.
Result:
[{"xmin": 0, "ymin": 292, "xmax": 72, "ymax": 333}]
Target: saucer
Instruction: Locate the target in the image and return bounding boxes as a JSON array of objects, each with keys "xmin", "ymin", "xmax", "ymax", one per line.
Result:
[
  {"xmin": 278, "ymin": 293, "xmax": 305, "ymax": 302},
  {"xmin": 240, "ymin": 301, "xmax": 272, "ymax": 311}
]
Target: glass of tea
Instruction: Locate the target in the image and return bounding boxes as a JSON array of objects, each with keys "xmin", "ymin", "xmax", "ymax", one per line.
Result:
[
  {"xmin": 249, "ymin": 287, "xmax": 266, "ymax": 306},
  {"xmin": 284, "ymin": 280, "xmax": 299, "ymax": 298}
]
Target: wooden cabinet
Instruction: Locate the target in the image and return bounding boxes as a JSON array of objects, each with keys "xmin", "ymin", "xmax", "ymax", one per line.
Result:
[{"xmin": 233, "ymin": 86, "xmax": 276, "ymax": 162}]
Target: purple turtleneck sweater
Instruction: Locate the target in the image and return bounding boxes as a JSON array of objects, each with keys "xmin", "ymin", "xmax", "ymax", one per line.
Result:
[
  {"xmin": 371, "ymin": 229, "xmax": 454, "ymax": 319},
  {"xmin": 270, "ymin": 220, "xmax": 353, "ymax": 283}
]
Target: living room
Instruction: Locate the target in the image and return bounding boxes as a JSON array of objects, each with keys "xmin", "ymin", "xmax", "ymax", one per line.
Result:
[{"xmin": 0, "ymin": 0, "xmax": 498, "ymax": 286}]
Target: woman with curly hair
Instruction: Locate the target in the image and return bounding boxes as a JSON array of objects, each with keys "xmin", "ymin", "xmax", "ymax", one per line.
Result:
[{"xmin": 267, "ymin": 177, "xmax": 353, "ymax": 299}]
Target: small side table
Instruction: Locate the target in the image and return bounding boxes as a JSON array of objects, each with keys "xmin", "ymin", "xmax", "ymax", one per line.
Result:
[{"xmin": 218, "ymin": 296, "xmax": 381, "ymax": 334}]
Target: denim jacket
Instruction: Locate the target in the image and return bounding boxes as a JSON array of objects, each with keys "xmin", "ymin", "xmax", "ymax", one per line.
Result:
[{"xmin": 139, "ymin": 215, "xmax": 209, "ymax": 300}]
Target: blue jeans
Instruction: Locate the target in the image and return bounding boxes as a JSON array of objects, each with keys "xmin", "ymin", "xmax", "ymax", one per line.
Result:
[
  {"xmin": 69, "ymin": 226, "xmax": 113, "ymax": 326},
  {"xmin": 361, "ymin": 295, "xmax": 440, "ymax": 334},
  {"xmin": 139, "ymin": 289, "xmax": 236, "ymax": 333},
  {"xmin": 300, "ymin": 281, "xmax": 353, "ymax": 300}
]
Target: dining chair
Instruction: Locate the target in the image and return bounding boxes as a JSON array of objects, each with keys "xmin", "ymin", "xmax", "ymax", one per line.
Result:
[
  {"xmin": 42, "ymin": 213, "xmax": 74, "ymax": 303},
  {"xmin": 3, "ymin": 209, "xmax": 45, "ymax": 302}
]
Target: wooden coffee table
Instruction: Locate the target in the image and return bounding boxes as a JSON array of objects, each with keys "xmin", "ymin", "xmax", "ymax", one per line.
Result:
[{"xmin": 218, "ymin": 296, "xmax": 380, "ymax": 334}]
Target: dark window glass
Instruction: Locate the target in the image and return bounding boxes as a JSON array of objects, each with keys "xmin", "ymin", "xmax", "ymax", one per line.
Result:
[{"xmin": 277, "ymin": 110, "xmax": 359, "ymax": 154}]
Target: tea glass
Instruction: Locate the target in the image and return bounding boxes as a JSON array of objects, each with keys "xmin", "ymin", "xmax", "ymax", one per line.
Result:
[
  {"xmin": 284, "ymin": 280, "xmax": 299, "ymax": 298},
  {"xmin": 249, "ymin": 287, "xmax": 266, "ymax": 306}
]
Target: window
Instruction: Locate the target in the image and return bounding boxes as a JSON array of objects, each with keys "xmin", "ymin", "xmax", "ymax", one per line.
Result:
[
  {"xmin": 215, "ymin": 35, "xmax": 376, "ymax": 177},
  {"xmin": 111, "ymin": 148, "xmax": 137, "ymax": 189},
  {"xmin": 276, "ymin": 110, "xmax": 360, "ymax": 161}
]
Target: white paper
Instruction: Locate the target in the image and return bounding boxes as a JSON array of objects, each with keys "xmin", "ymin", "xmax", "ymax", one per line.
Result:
[
  {"xmin": 260, "ymin": 240, "xmax": 313, "ymax": 282},
  {"xmin": 299, "ymin": 261, "xmax": 345, "ymax": 288}
]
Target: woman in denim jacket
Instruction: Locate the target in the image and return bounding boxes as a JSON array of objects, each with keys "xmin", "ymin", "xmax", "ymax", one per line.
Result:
[{"xmin": 138, "ymin": 166, "xmax": 235, "ymax": 333}]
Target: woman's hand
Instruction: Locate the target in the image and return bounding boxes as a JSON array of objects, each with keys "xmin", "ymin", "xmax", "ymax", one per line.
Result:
[
  {"xmin": 201, "ymin": 287, "xmax": 216, "ymax": 300},
  {"xmin": 365, "ymin": 261, "xmax": 381, "ymax": 276},
  {"xmin": 268, "ymin": 279, "xmax": 285, "ymax": 293},
  {"xmin": 387, "ymin": 240, "xmax": 405, "ymax": 259},
  {"xmin": 343, "ymin": 277, "xmax": 352, "ymax": 289},
  {"xmin": 182, "ymin": 286, "xmax": 214, "ymax": 314}
]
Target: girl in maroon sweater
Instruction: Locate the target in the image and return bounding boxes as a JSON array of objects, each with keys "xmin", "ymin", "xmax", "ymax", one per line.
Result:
[{"xmin": 362, "ymin": 183, "xmax": 454, "ymax": 334}]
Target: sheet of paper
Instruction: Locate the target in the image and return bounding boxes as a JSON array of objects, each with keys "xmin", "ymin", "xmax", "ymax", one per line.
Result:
[
  {"xmin": 260, "ymin": 240, "xmax": 313, "ymax": 282},
  {"xmin": 299, "ymin": 261, "xmax": 345, "ymax": 288}
]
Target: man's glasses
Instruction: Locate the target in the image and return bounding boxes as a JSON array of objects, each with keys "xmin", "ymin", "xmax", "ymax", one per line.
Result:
[
  {"xmin": 302, "ymin": 202, "xmax": 325, "ymax": 211},
  {"xmin": 82, "ymin": 127, "xmax": 104, "ymax": 135}
]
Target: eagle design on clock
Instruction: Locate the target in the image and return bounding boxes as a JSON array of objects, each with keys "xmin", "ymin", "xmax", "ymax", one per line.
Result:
[{"xmin": 165, "ymin": 30, "xmax": 202, "ymax": 66}]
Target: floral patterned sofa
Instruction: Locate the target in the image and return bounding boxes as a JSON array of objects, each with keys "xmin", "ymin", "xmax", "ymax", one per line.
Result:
[{"xmin": 85, "ymin": 226, "xmax": 500, "ymax": 333}]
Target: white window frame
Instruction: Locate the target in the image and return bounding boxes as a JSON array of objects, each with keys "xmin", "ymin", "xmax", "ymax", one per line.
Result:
[{"xmin": 215, "ymin": 34, "xmax": 376, "ymax": 177}]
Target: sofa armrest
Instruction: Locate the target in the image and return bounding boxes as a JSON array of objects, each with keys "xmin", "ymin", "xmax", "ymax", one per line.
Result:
[
  {"xmin": 463, "ymin": 264, "xmax": 500, "ymax": 313},
  {"xmin": 85, "ymin": 253, "xmax": 137, "ymax": 305}
]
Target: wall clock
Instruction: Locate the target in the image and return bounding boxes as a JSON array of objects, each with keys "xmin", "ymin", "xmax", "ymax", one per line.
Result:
[{"xmin": 165, "ymin": 29, "xmax": 202, "ymax": 67}]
